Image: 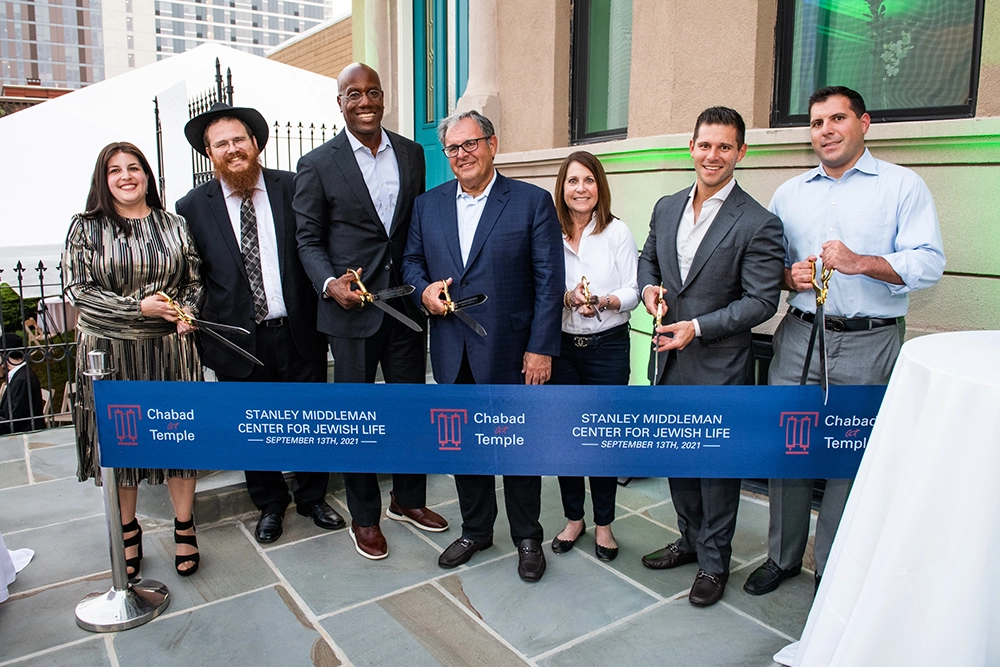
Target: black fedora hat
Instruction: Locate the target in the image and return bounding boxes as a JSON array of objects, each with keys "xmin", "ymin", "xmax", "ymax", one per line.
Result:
[{"xmin": 184, "ymin": 102, "xmax": 269, "ymax": 157}]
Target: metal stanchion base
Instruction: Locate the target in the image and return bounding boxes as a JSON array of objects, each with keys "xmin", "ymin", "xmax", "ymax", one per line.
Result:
[{"xmin": 75, "ymin": 579, "xmax": 170, "ymax": 632}]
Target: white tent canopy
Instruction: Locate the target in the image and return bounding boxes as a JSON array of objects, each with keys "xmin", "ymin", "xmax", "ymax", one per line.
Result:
[{"xmin": 0, "ymin": 43, "xmax": 342, "ymax": 251}]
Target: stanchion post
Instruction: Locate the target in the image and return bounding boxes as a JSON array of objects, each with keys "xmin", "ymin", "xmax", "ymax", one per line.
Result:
[{"xmin": 75, "ymin": 350, "xmax": 170, "ymax": 632}]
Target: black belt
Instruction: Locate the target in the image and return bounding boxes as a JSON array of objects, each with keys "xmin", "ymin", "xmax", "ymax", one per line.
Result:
[
  {"xmin": 789, "ymin": 307, "xmax": 898, "ymax": 332},
  {"xmin": 563, "ymin": 323, "xmax": 629, "ymax": 349},
  {"xmin": 259, "ymin": 317, "xmax": 287, "ymax": 328}
]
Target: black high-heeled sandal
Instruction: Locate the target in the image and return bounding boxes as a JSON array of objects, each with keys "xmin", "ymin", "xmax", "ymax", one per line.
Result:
[
  {"xmin": 122, "ymin": 518, "xmax": 143, "ymax": 580},
  {"xmin": 173, "ymin": 517, "xmax": 200, "ymax": 576}
]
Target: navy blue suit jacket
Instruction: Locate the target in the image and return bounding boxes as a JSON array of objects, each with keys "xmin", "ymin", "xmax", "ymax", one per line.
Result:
[{"xmin": 402, "ymin": 172, "xmax": 564, "ymax": 384}]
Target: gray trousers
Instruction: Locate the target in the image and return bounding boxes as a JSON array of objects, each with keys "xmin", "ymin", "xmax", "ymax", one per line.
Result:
[{"xmin": 767, "ymin": 312, "xmax": 901, "ymax": 575}]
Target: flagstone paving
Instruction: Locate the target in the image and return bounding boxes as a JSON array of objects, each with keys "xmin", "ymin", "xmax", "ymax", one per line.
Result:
[{"xmin": 0, "ymin": 427, "xmax": 817, "ymax": 666}]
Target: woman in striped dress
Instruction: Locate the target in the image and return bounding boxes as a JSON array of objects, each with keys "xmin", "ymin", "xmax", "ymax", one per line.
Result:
[{"xmin": 63, "ymin": 142, "xmax": 203, "ymax": 578}]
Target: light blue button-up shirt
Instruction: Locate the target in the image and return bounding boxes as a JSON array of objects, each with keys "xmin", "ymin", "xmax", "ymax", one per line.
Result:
[
  {"xmin": 346, "ymin": 128, "xmax": 400, "ymax": 233},
  {"xmin": 769, "ymin": 148, "xmax": 945, "ymax": 318},
  {"xmin": 456, "ymin": 170, "xmax": 498, "ymax": 266}
]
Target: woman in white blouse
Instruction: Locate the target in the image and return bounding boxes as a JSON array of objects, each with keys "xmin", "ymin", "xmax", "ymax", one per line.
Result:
[{"xmin": 550, "ymin": 151, "xmax": 640, "ymax": 562}]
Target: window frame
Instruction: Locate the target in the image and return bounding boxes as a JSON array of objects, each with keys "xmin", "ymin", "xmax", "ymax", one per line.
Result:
[
  {"xmin": 770, "ymin": 0, "xmax": 986, "ymax": 127},
  {"xmin": 570, "ymin": 0, "xmax": 630, "ymax": 144}
]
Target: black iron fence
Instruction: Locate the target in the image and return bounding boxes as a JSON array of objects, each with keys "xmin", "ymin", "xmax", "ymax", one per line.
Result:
[
  {"xmin": 260, "ymin": 120, "xmax": 339, "ymax": 172},
  {"xmin": 0, "ymin": 260, "xmax": 76, "ymax": 434}
]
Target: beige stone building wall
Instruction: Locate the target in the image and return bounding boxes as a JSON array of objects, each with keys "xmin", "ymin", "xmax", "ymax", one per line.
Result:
[
  {"xmin": 267, "ymin": 16, "xmax": 354, "ymax": 81},
  {"xmin": 485, "ymin": 0, "xmax": 1000, "ymax": 338}
]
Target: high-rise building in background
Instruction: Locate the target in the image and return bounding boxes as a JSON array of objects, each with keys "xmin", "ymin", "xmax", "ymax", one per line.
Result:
[{"xmin": 1, "ymin": 0, "xmax": 334, "ymax": 90}]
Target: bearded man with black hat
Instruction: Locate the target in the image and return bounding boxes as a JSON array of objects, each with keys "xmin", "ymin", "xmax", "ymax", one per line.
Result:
[
  {"xmin": 176, "ymin": 103, "xmax": 340, "ymax": 543},
  {"xmin": 0, "ymin": 333, "xmax": 44, "ymax": 435}
]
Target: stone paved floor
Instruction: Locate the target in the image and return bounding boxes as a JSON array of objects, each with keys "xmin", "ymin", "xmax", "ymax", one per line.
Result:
[{"xmin": 0, "ymin": 427, "xmax": 819, "ymax": 666}]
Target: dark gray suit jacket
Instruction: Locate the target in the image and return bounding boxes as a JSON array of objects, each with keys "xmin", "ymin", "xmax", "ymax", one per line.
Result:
[
  {"xmin": 294, "ymin": 128, "xmax": 426, "ymax": 339},
  {"xmin": 636, "ymin": 182, "xmax": 784, "ymax": 385}
]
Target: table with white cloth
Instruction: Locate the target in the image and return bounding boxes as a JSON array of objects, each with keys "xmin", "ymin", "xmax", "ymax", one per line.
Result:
[
  {"xmin": 793, "ymin": 330, "xmax": 1000, "ymax": 666},
  {"xmin": 35, "ymin": 296, "xmax": 78, "ymax": 334}
]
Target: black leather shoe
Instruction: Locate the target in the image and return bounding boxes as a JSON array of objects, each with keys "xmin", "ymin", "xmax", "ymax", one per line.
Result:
[
  {"xmin": 255, "ymin": 511, "xmax": 283, "ymax": 543},
  {"xmin": 296, "ymin": 501, "xmax": 346, "ymax": 530},
  {"xmin": 689, "ymin": 570, "xmax": 729, "ymax": 607},
  {"xmin": 595, "ymin": 543, "xmax": 619, "ymax": 562},
  {"xmin": 551, "ymin": 520, "xmax": 585, "ymax": 554},
  {"xmin": 743, "ymin": 558, "xmax": 802, "ymax": 596},
  {"xmin": 517, "ymin": 539, "xmax": 546, "ymax": 582},
  {"xmin": 438, "ymin": 536, "xmax": 493, "ymax": 569},
  {"xmin": 641, "ymin": 540, "xmax": 698, "ymax": 569}
]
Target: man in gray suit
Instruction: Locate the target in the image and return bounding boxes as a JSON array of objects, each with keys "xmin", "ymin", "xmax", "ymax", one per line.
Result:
[{"xmin": 637, "ymin": 107, "xmax": 784, "ymax": 606}]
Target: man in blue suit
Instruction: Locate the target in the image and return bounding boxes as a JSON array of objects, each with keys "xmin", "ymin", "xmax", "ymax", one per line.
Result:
[{"xmin": 402, "ymin": 110, "xmax": 564, "ymax": 582}]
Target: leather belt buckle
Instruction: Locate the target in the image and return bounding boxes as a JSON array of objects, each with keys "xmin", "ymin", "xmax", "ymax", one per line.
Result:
[
  {"xmin": 573, "ymin": 336, "xmax": 590, "ymax": 348},
  {"xmin": 826, "ymin": 318, "xmax": 845, "ymax": 332}
]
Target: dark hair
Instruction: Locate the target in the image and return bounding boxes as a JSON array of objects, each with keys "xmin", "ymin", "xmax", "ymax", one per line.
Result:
[
  {"xmin": 437, "ymin": 110, "xmax": 495, "ymax": 147},
  {"xmin": 82, "ymin": 142, "xmax": 163, "ymax": 234},
  {"xmin": 693, "ymin": 106, "xmax": 746, "ymax": 148},
  {"xmin": 808, "ymin": 86, "xmax": 866, "ymax": 118},
  {"xmin": 555, "ymin": 151, "xmax": 615, "ymax": 239},
  {"xmin": 203, "ymin": 115, "xmax": 255, "ymax": 150}
]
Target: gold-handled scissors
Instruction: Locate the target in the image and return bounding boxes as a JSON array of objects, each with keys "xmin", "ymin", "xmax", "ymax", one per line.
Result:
[
  {"xmin": 346, "ymin": 268, "xmax": 423, "ymax": 332},
  {"xmin": 156, "ymin": 291, "xmax": 263, "ymax": 366},
  {"xmin": 581, "ymin": 276, "xmax": 602, "ymax": 322},
  {"xmin": 800, "ymin": 261, "xmax": 833, "ymax": 403},
  {"xmin": 439, "ymin": 279, "xmax": 489, "ymax": 337},
  {"xmin": 651, "ymin": 285, "xmax": 665, "ymax": 385}
]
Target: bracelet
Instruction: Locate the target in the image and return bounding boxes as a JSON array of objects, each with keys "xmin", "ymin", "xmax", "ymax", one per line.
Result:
[
  {"xmin": 563, "ymin": 291, "xmax": 574, "ymax": 309},
  {"xmin": 599, "ymin": 297, "xmax": 609, "ymax": 312}
]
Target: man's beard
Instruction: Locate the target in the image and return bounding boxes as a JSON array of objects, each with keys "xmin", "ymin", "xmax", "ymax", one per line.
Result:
[{"xmin": 213, "ymin": 149, "xmax": 263, "ymax": 198}]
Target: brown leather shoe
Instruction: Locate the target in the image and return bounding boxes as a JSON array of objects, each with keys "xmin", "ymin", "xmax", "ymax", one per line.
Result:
[
  {"xmin": 689, "ymin": 569, "xmax": 729, "ymax": 607},
  {"xmin": 641, "ymin": 540, "xmax": 698, "ymax": 569},
  {"xmin": 349, "ymin": 522, "xmax": 388, "ymax": 560},
  {"xmin": 386, "ymin": 493, "xmax": 449, "ymax": 532}
]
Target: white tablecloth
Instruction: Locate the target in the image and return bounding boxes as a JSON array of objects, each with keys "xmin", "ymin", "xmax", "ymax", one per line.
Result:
[
  {"xmin": 794, "ymin": 330, "xmax": 1000, "ymax": 666},
  {"xmin": 36, "ymin": 296, "xmax": 78, "ymax": 334}
]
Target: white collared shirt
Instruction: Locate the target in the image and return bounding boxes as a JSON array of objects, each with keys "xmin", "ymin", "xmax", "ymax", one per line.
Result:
[
  {"xmin": 346, "ymin": 128, "xmax": 400, "ymax": 234},
  {"xmin": 562, "ymin": 216, "xmax": 640, "ymax": 334},
  {"xmin": 456, "ymin": 170, "xmax": 498, "ymax": 266},
  {"xmin": 676, "ymin": 177, "xmax": 737, "ymax": 283},
  {"xmin": 220, "ymin": 172, "xmax": 288, "ymax": 320}
]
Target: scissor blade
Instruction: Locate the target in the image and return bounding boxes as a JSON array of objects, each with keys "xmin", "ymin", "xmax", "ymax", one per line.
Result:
[
  {"xmin": 454, "ymin": 309, "xmax": 487, "ymax": 337},
  {"xmin": 199, "ymin": 326, "xmax": 264, "ymax": 366},
  {"xmin": 817, "ymin": 304, "xmax": 830, "ymax": 405},
  {"xmin": 372, "ymin": 300, "xmax": 423, "ymax": 332},
  {"xmin": 371, "ymin": 284, "xmax": 416, "ymax": 301},
  {"xmin": 191, "ymin": 318, "xmax": 251, "ymax": 335},
  {"xmin": 452, "ymin": 293, "xmax": 488, "ymax": 310},
  {"xmin": 593, "ymin": 305, "xmax": 603, "ymax": 322}
]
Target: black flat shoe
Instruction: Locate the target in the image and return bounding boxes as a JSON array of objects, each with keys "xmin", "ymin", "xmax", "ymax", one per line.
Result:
[
  {"xmin": 595, "ymin": 543, "xmax": 619, "ymax": 562},
  {"xmin": 551, "ymin": 520, "xmax": 585, "ymax": 554},
  {"xmin": 122, "ymin": 518, "xmax": 143, "ymax": 580},
  {"xmin": 174, "ymin": 516, "xmax": 200, "ymax": 577},
  {"xmin": 438, "ymin": 536, "xmax": 493, "ymax": 569}
]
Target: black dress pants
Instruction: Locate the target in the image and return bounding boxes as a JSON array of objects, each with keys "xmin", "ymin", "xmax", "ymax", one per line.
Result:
[
  {"xmin": 453, "ymin": 351, "xmax": 543, "ymax": 545},
  {"xmin": 216, "ymin": 320, "xmax": 328, "ymax": 514},
  {"xmin": 550, "ymin": 326, "xmax": 630, "ymax": 526},
  {"xmin": 329, "ymin": 314, "xmax": 427, "ymax": 526}
]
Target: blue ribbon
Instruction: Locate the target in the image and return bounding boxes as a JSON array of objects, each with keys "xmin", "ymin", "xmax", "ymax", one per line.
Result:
[{"xmin": 94, "ymin": 381, "xmax": 884, "ymax": 478}]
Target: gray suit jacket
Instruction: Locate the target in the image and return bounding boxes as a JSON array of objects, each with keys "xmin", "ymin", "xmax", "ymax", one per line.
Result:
[
  {"xmin": 636, "ymin": 182, "xmax": 784, "ymax": 385},
  {"xmin": 294, "ymin": 128, "xmax": 426, "ymax": 339}
]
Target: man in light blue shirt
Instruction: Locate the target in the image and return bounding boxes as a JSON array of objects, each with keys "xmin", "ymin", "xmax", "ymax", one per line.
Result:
[{"xmin": 743, "ymin": 86, "xmax": 945, "ymax": 598}]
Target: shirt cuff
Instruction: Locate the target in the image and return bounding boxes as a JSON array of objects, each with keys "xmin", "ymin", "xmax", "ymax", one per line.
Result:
[
  {"xmin": 692, "ymin": 318, "xmax": 702, "ymax": 338},
  {"xmin": 321, "ymin": 276, "xmax": 335, "ymax": 297}
]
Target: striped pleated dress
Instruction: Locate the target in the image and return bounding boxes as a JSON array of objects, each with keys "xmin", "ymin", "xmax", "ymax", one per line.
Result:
[{"xmin": 63, "ymin": 209, "xmax": 204, "ymax": 485}]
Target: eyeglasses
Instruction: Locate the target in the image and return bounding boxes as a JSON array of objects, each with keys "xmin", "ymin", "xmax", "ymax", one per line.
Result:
[
  {"xmin": 339, "ymin": 89, "xmax": 384, "ymax": 103},
  {"xmin": 209, "ymin": 135, "xmax": 251, "ymax": 151},
  {"xmin": 442, "ymin": 137, "xmax": 489, "ymax": 158}
]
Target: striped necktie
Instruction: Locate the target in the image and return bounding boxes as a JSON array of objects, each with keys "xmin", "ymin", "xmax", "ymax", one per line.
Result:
[{"xmin": 240, "ymin": 194, "xmax": 269, "ymax": 323}]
